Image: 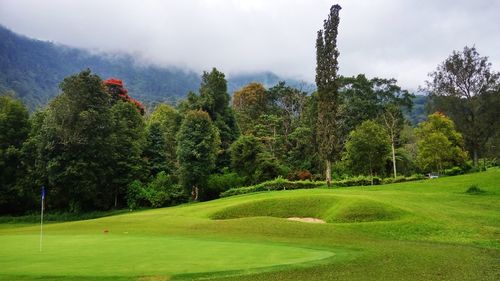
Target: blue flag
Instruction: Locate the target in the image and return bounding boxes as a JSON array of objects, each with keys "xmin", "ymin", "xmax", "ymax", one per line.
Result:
[{"xmin": 41, "ymin": 186, "xmax": 45, "ymax": 200}]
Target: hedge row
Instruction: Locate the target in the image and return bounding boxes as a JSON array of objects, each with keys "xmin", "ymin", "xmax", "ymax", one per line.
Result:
[
  {"xmin": 221, "ymin": 177, "xmax": 324, "ymax": 197},
  {"xmin": 221, "ymin": 174, "xmax": 427, "ymax": 197},
  {"xmin": 381, "ymin": 174, "xmax": 426, "ymax": 184}
]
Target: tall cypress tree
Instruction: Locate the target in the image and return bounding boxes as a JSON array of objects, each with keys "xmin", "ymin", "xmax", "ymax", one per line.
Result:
[{"xmin": 316, "ymin": 4, "xmax": 342, "ymax": 186}]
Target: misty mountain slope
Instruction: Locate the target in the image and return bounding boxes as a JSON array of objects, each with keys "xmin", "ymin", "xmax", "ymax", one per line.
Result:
[{"xmin": 0, "ymin": 25, "xmax": 311, "ymax": 110}]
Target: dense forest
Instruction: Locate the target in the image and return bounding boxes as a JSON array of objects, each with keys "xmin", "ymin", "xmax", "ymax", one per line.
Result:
[{"xmin": 1, "ymin": 13, "xmax": 499, "ymax": 215}]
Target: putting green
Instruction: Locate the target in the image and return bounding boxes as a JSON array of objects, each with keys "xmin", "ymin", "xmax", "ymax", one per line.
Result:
[{"xmin": 0, "ymin": 234, "xmax": 333, "ymax": 279}]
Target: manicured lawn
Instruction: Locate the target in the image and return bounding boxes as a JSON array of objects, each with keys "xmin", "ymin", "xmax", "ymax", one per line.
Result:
[{"xmin": 1, "ymin": 169, "xmax": 499, "ymax": 280}]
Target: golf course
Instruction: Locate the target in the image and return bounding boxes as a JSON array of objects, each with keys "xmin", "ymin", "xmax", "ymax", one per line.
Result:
[{"xmin": 0, "ymin": 169, "xmax": 499, "ymax": 280}]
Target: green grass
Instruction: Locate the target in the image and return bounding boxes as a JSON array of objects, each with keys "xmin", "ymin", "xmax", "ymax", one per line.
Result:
[
  {"xmin": 1, "ymin": 169, "xmax": 499, "ymax": 280},
  {"xmin": 0, "ymin": 209, "xmax": 130, "ymax": 224}
]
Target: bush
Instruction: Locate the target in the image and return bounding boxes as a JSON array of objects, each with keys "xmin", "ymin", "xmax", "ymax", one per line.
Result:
[
  {"xmin": 443, "ymin": 166, "xmax": 465, "ymax": 176},
  {"xmin": 126, "ymin": 172, "xmax": 187, "ymax": 209},
  {"xmin": 469, "ymin": 166, "xmax": 487, "ymax": 173},
  {"xmin": 221, "ymin": 173, "xmax": 429, "ymax": 198},
  {"xmin": 465, "ymin": 185, "xmax": 485, "ymax": 195},
  {"xmin": 287, "ymin": 170, "xmax": 313, "ymax": 181},
  {"xmin": 145, "ymin": 172, "xmax": 186, "ymax": 207},
  {"xmin": 382, "ymin": 174, "xmax": 425, "ymax": 184},
  {"xmin": 382, "ymin": 176, "xmax": 406, "ymax": 184},
  {"xmin": 205, "ymin": 172, "xmax": 247, "ymax": 200},
  {"xmin": 253, "ymin": 152, "xmax": 284, "ymax": 183},
  {"xmin": 126, "ymin": 180, "xmax": 146, "ymax": 209},
  {"xmin": 335, "ymin": 175, "xmax": 381, "ymax": 187}
]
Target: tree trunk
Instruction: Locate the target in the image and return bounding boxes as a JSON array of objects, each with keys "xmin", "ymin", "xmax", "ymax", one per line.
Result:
[
  {"xmin": 114, "ymin": 190, "xmax": 118, "ymax": 208},
  {"xmin": 325, "ymin": 160, "xmax": 332, "ymax": 187},
  {"xmin": 370, "ymin": 161, "xmax": 373, "ymax": 186},
  {"xmin": 391, "ymin": 141, "xmax": 397, "ymax": 178},
  {"xmin": 191, "ymin": 186, "xmax": 199, "ymax": 201},
  {"xmin": 473, "ymin": 149, "xmax": 478, "ymax": 167}
]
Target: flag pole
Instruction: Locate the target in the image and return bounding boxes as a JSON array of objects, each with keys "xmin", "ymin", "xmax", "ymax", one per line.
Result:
[{"xmin": 40, "ymin": 186, "xmax": 45, "ymax": 252}]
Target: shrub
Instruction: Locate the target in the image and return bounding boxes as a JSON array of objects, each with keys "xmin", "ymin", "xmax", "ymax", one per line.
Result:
[
  {"xmin": 335, "ymin": 175, "xmax": 381, "ymax": 187},
  {"xmin": 144, "ymin": 172, "xmax": 186, "ymax": 207},
  {"xmin": 127, "ymin": 172, "xmax": 187, "ymax": 209},
  {"xmin": 443, "ymin": 166, "xmax": 465, "ymax": 176},
  {"xmin": 126, "ymin": 180, "xmax": 146, "ymax": 209},
  {"xmin": 205, "ymin": 172, "xmax": 247, "ymax": 200},
  {"xmin": 469, "ymin": 166, "xmax": 487, "ymax": 173},
  {"xmin": 221, "ymin": 173, "xmax": 428, "ymax": 198},
  {"xmin": 253, "ymin": 152, "xmax": 284, "ymax": 183},
  {"xmin": 382, "ymin": 174, "xmax": 425, "ymax": 184},
  {"xmin": 382, "ymin": 176, "xmax": 406, "ymax": 184},
  {"xmin": 297, "ymin": 170, "xmax": 313, "ymax": 181},
  {"xmin": 465, "ymin": 185, "xmax": 485, "ymax": 195}
]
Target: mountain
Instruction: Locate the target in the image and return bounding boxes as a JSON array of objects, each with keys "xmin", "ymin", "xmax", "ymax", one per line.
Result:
[
  {"xmin": 403, "ymin": 94, "xmax": 428, "ymax": 125},
  {"xmin": 0, "ymin": 26, "xmax": 313, "ymax": 110}
]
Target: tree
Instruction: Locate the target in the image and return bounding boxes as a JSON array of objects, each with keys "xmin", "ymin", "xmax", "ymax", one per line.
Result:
[
  {"xmin": 254, "ymin": 114, "xmax": 282, "ymax": 157},
  {"xmin": 199, "ymin": 68, "xmax": 230, "ymax": 120},
  {"xmin": 232, "ymin": 82, "xmax": 268, "ymax": 135},
  {"xmin": 230, "ymin": 135, "xmax": 264, "ymax": 182},
  {"xmin": 38, "ymin": 70, "xmax": 114, "ymax": 211},
  {"xmin": 253, "ymin": 151, "xmax": 283, "ymax": 183},
  {"xmin": 177, "ymin": 110, "xmax": 220, "ymax": 201},
  {"xmin": 416, "ymin": 113, "xmax": 468, "ymax": 173},
  {"xmin": 395, "ymin": 124, "xmax": 419, "ymax": 176},
  {"xmin": 267, "ymin": 81, "xmax": 308, "ymax": 149},
  {"xmin": 0, "ymin": 94, "xmax": 30, "ymax": 149},
  {"xmin": 343, "ymin": 120, "xmax": 391, "ymax": 184},
  {"xmin": 180, "ymin": 68, "xmax": 239, "ymax": 169},
  {"xmin": 0, "ymin": 94, "xmax": 30, "ymax": 214},
  {"xmin": 339, "ymin": 74, "xmax": 413, "ymax": 136},
  {"xmin": 143, "ymin": 122, "xmax": 168, "ymax": 176},
  {"xmin": 427, "ymin": 46, "xmax": 500, "ymax": 166},
  {"xmin": 146, "ymin": 104, "xmax": 181, "ymax": 175},
  {"xmin": 315, "ymin": 4, "xmax": 342, "ymax": 186},
  {"xmin": 18, "ymin": 110, "xmax": 49, "ymax": 213},
  {"xmin": 381, "ymin": 104, "xmax": 404, "ymax": 178},
  {"xmin": 287, "ymin": 125, "xmax": 316, "ymax": 172},
  {"xmin": 336, "ymin": 75, "xmax": 413, "ymax": 178},
  {"xmin": 108, "ymin": 101, "xmax": 147, "ymax": 208},
  {"xmin": 230, "ymin": 135, "xmax": 283, "ymax": 184},
  {"xmin": 199, "ymin": 68, "xmax": 239, "ymax": 168}
]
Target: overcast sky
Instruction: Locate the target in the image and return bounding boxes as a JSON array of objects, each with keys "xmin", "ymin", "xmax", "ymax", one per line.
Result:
[{"xmin": 1, "ymin": 0, "xmax": 499, "ymax": 90}]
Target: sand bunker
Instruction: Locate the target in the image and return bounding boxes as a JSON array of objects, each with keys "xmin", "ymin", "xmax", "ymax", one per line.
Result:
[{"xmin": 287, "ymin": 217, "xmax": 326, "ymax": 223}]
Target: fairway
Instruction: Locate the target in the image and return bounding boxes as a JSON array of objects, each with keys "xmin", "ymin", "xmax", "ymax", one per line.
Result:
[{"xmin": 1, "ymin": 169, "xmax": 499, "ymax": 280}]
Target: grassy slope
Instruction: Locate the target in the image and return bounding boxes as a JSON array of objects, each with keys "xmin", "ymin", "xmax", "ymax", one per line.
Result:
[{"xmin": 0, "ymin": 169, "xmax": 499, "ymax": 281}]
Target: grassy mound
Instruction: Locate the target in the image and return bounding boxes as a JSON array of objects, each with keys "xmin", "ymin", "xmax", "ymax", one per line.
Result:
[
  {"xmin": 327, "ymin": 200, "xmax": 405, "ymax": 223},
  {"xmin": 211, "ymin": 195, "xmax": 406, "ymax": 223},
  {"xmin": 210, "ymin": 195, "xmax": 337, "ymax": 220}
]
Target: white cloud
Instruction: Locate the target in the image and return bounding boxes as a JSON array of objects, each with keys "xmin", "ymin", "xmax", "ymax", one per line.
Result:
[{"xmin": 1, "ymin": 0, "xmax": 499, "ymax": 90}]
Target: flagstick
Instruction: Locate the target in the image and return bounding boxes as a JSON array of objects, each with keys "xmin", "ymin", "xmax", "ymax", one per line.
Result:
[{"xmin": 39, "ymin": 195, "xmax": 44, "ymax": 252}]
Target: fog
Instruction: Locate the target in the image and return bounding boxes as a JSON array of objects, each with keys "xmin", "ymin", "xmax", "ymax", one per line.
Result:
[{"xmin": 1, "ymin": 0, "xmax": 499, "ymax": 90}]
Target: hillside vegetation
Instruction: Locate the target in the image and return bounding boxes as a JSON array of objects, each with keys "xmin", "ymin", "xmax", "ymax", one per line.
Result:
[
  {"xmin": 0, "ymin": 169, "xmax": 498, "ymax": 280},
  {"xmin": 0, "ymin": 25, "xmax": 308, "ymax": 110}
]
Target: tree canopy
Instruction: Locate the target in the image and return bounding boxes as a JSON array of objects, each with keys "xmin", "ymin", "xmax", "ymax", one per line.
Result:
[
  {"xmin": 416, "ymin": 113, "xmax": 468, "ymax": 173},
  {"xmin": 177, "ymin": 110, "xmax": 220, "ymax": 201},
  {"xmin": 343, "ymin": 120, "xmax": 391, "ymax": 183},
  {"xmin": 427, "ymin": 46, "xmax": 500, "ymax": 165}
]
